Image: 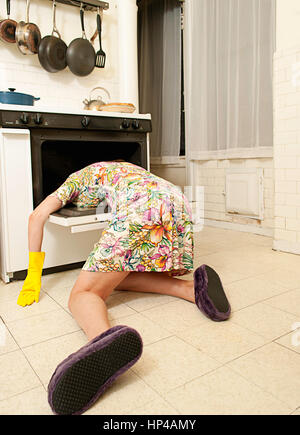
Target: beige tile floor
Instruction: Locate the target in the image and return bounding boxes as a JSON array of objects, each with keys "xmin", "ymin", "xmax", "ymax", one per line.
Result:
[{"xmin": 0, "ymin": 226, "xmax": 300, "ymax": 415}]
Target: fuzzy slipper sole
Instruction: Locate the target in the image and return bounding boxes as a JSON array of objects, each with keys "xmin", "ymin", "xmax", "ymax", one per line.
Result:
[
  {"xmin": 49, "ymin": 328, "xmax": 142, "ymax": 415},
  {"xmin": 194, "ymin": 265, "xmax": 231, "ymax": 321}
]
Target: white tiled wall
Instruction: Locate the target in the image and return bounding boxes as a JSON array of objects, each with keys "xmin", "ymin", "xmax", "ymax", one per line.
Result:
[
  {"xmin": 0, "ymin": 0, "xmax": 119, "ymax": 110},
  {"xmin": 194, "ymin": 158, "xmax": 274, "ymax": 235},
  {"xmin": 273, "ymin": 46, "xmax": 300, "ymax": 254}
]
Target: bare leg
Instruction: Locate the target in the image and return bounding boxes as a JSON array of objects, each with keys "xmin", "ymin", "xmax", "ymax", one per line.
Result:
[
  {"xmin": 68, "ymin": 270, "xmax": 130, "ymax": 341},
  {"xmin": 115, "ymin": 272, "xmax": 195, "ymax": 303}
]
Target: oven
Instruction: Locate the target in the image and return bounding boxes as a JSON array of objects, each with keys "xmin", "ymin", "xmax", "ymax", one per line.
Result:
[{"xmin": 0, "ymin": 105, "xmax": 151, "ymax": 282}]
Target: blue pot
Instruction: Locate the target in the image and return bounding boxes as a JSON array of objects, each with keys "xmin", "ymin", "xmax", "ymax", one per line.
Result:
[{"xmin": 0, "ymin": 88, "xmax": 40, "ymax": 106}]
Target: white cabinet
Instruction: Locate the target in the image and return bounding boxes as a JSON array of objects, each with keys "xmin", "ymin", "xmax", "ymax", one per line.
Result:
[
  {"xmin": 0, "ymin": 128, "xmax": 109, "ymax": 283},
  {"xmin": 0, "ymin": 129, "xmax": 33, "ymax": 281}
]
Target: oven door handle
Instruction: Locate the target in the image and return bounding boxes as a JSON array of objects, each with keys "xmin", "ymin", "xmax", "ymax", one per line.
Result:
[
  {"xmin": 70, "ymin": 222, "xmax": 108, "ymax": 233},
  {"xmin": 48, "ymin": 212, "xmax": 112, "ymax": 227}
]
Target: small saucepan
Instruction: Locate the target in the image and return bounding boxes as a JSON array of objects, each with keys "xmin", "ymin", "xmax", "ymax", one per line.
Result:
[
  {"xmin": 38, "ymin": 0, "xmax": 67, "ymax": 73},
  {"xmin": 0, "ymin": 0, "xmax": 17, "ymax": 43},
  {"xmin": 16, "ymin": 0, "xmax": 41, "ymax": 55},
  {"xmin": 66, "ymin": 5, "xmax": 95, "ymax": 77}
]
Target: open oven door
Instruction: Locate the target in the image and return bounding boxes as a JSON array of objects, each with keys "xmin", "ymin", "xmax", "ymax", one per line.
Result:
[{"xmin": 48, "ymin": 202, "xmax": 112, "ymax": 234}]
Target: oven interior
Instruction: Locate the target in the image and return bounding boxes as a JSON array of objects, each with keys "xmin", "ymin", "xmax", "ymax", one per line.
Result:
[
  {"xmin": 31, "ymin": 131, "xmax": 147, "ymax": 208},
  {"xmin": 41, "ymin": 140, "xmax": 142, "ymax": 198}
]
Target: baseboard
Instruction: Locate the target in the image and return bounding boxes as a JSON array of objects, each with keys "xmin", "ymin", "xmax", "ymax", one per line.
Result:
[
  {"xmin": 150, "ymin": 156, "xmax": 186, "ymax": 167},
  {"xmin": 200, "ymin": 219, "xmax": 274, "ymax": 237},
  {"xmin": 273, "ymin": 239, "xmax": 300, "ymax": 255}
]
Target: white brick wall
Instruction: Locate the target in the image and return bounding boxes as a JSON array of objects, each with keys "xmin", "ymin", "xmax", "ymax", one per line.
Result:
[
  {"xmin": 273, "ymin": 46, "xmax": 300, "ymax": 254},
  {"xmin": 194, "ymin": 158, "xmax": 274, "ymax": 232}
]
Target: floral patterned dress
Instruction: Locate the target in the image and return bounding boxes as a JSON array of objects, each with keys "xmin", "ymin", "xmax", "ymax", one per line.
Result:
[{"xmin": 50, "ymin": 161, "xmax": 194, "ymax": 275}]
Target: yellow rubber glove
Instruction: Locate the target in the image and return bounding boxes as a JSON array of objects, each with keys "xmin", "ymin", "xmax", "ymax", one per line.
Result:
[{"xmin": 17, "ymin": 252, "xmax": 45, "ymax": 307}]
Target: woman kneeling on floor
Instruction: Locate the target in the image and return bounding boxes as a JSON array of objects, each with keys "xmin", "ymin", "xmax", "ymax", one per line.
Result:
[{"xmin": 17, "ymin": 160, "xmax": 231, "ymax": 415}]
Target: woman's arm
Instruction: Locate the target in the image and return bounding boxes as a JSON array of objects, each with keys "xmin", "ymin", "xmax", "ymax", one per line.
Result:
[
  {"xmin": 28, "ymin": 195, "xmax": 63, "ymax": 251},
  {"xmin": 17, "ymin": 195, "xmax": 63, "ymax": 307}
]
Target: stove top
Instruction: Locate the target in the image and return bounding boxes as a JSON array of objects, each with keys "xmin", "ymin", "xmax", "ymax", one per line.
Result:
[{"xmin": 0, "ymin": 104, "xmax": 152, "ymax": 132}]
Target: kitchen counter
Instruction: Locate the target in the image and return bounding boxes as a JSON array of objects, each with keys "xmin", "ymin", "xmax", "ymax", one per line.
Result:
[{"xmin": 0, "ymin": 104, "xmax": 151, "ymax": 120}]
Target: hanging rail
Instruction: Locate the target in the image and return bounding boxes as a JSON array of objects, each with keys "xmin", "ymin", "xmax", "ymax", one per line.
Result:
[{"xmin": 48, "ymin": 0, "xmax": 109, "ymax": 12}]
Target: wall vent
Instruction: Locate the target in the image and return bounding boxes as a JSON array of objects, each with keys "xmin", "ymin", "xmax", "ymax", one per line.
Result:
[{"xmin": 225, "ymin": 168, "xmax": 264, "ymax": 220}]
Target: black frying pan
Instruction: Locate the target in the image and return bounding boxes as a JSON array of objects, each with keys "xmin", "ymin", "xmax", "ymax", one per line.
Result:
[
  {"xmin": 38, "ymin": 0, "xmax": 67, "ymax": 73},
  {"xmin": 66, "ymin": 7, "xmax": 95, "ymax": 77},
  {"xmin": 0, "ymin": 0, "xmax": 17, "ymax": 43}
]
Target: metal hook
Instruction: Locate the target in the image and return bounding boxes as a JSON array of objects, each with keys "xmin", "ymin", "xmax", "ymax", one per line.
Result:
[{"xmin": 52, "ymin": 0, "xmax": 61, "ymax": 38}]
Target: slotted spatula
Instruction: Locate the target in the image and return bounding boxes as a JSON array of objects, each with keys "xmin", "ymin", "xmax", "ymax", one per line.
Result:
[{"xmin": 95, "ymin": 7, "xmax": 106, "ymax": 68}]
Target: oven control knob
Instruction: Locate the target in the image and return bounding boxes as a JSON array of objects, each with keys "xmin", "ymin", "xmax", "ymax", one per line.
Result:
[
  {"xmin": 33, "ymin": 114, "xmax": 43, "ymax": 125},
  {"xmin": 121, "ymin": 119, "xmax": 130, "ymax": 129},
  {"xmin": 20, "ymin": 113, "xmax": 29, "ymax": 124},
  {"xmin": 81, "ymin": 116, "xmax": 90, "ymax": 128},
  {"xmin": 132, "ymin": 120, "xmax": 140, "ymax": 129}
]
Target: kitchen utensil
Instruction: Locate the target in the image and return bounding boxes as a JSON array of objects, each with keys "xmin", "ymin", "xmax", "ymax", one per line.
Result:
[
  {"xmin": 90, "ymin": 8, "xmax": 102, "ymax": 45},
  {"xmin": 66, "ymin": 5, "xmax": 95, "ymax": 77},
  {"xmin": 0, "ymin": 88, "xmax": 40, "ymax": 105},
  {"xmin": 0, "ymin": 0, "xmax": 17, "ymax": 43},
  {"xmin": 95, "ymin": 7, "xmax": 105, "ymax": 68},
  {"xmin": 83, "ymin": 86, "xmax": 110, "ymax": 111},
  {"xmin": 90, "ymin": 28, "xmax": 97, "ymax": 45},
  {"xmin": 38, "ymin": 0, "xmax": 67, "ymax": 73},
  {"xmin": 100, "ymin": 103, "xmax": 136, "ymax": 113},
  {"xmin": 16, "ymin": 0, "xmax": 41, "ymax": 55}
]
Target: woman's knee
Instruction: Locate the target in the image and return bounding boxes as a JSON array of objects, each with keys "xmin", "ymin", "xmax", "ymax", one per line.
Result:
[
  {"xmin": 68, "ymin": 289, "xmax": 82, "ymax": 312},
  {"xmin": 68, "ymin": 282, "xmax": 108, "ymax": 312},
  {"xmin": 68, "ymin": 270, "xmax": 129, "ymax": 310}
]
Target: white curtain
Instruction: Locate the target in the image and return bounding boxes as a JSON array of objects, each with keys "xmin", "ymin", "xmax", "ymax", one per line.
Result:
[
  {"xmin": 184, "ymin": 0, "xmax": 275, "ymax": 159},
  {"xmin": 138, "ymin": 0, "xmax": 181, "ymax": 157}
]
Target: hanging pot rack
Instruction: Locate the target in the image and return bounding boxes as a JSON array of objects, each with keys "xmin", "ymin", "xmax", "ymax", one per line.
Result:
[{"xmin": 48, "ymin": 0, "xmax": 109, "ymax": 12}]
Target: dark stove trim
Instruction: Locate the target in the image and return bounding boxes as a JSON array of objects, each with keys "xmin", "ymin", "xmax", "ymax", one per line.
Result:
[{"xmin": 0, "ymin": 109, "xmax": 152, "ymax": 133}]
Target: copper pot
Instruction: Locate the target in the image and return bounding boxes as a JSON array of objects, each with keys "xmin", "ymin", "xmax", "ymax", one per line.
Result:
[
  {"xmin": 16, "ymin": 0, "xmax": 41, "ymax": 55},
  {"xmin": 0, "ymin": 0, "xmax": 17, "ymax": 43}
]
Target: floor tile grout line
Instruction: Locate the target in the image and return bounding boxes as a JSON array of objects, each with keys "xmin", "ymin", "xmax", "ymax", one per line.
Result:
[
  {"xmin": 132, "ymin": 360, "xmax": 223, "ymax": 414},
  {"xmin": 158, "ymin": 364, "xmax": 230, "ymax": 401},
  {"xmin": 231, "ymin": 289, "xmax": 300, "ymax": 315},
  {"xmin": 3, "ymin": 305, "xmax": 71, "ymax": 327},
  {"xmin": 134, "ymin": 333, "xmax": 176, "ymax": 349},
  {"xmin": 2, "ymin": 319, "xmax": 23, "ymax": 354},
  {"xmin": 18, "ymin": 328, "xmax": 83, "ymax": 352},
  {"xmin": 20, "ymin": 347, "xmax": 47, "ymax": 392},
  {"xmin": 133, "ymin": 300, "xmax": 295, "ymax": 352},
  {"xmin": 125, "ymin": 367, "xmax": 181, "ymax": 413},
  {"xmin": 289, "ymin": 406, "xmax": 300, "ymax": 415},
  {"xmin": 123, "ymin": 298, "xmax": 181, "ymax": 315},
  {"xmin": 128, "ymin": 397, "xmax": 180, "ymax": 415},
  {"xmin": 227, "ymin": 362, "xmax": 296, "ymax": 412},
  {"xmin": 262, "ymin": 298, "xmax": 300, "ymax": 318},
  {"xmin": 138, "ymin": 312, "xmax": 208, "ymax": 340},
  {"xmin": 136, "ymin": 299, "xmax": 186, "ymax": 317},
  {"xmin": 0, "ymin": 385, "xmax": 47, "ymax": 407},
  {"xmin": 134, "ymin": 357, "xmax": 293, "ymax": 415},
  {"xmin": 176, "ymin": 329, "xmax": 272, "ymax": 366},
  {"xmin": 2, "ymin": 231, "xmax": 300, "ymax": 414},
  {"xmin": 273, "ymin": 340, "xmax": 300, "ymax": 357},
  {"xmin": 43, "ymin": 291, "xmax": 72, "ymax": 316},
  {"xmin": 222, "ymin": 318, "xmax": 270, "ymax": 341},
  {"xmin": 225, "ymin": 274, "xmax": 298, "ymax": 291},
  {"xmin": 228, "ymin": 317, "xmax": 298, "ymax": 343}
]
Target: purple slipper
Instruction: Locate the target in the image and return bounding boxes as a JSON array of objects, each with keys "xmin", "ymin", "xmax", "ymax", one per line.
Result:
[
  {"xmin": 48, "ymin": 325, "xmax": 143, "ymax": 415},
  {"xmin": 194, "ymin": 265, "xmax": 231, "ymax": 321}
]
